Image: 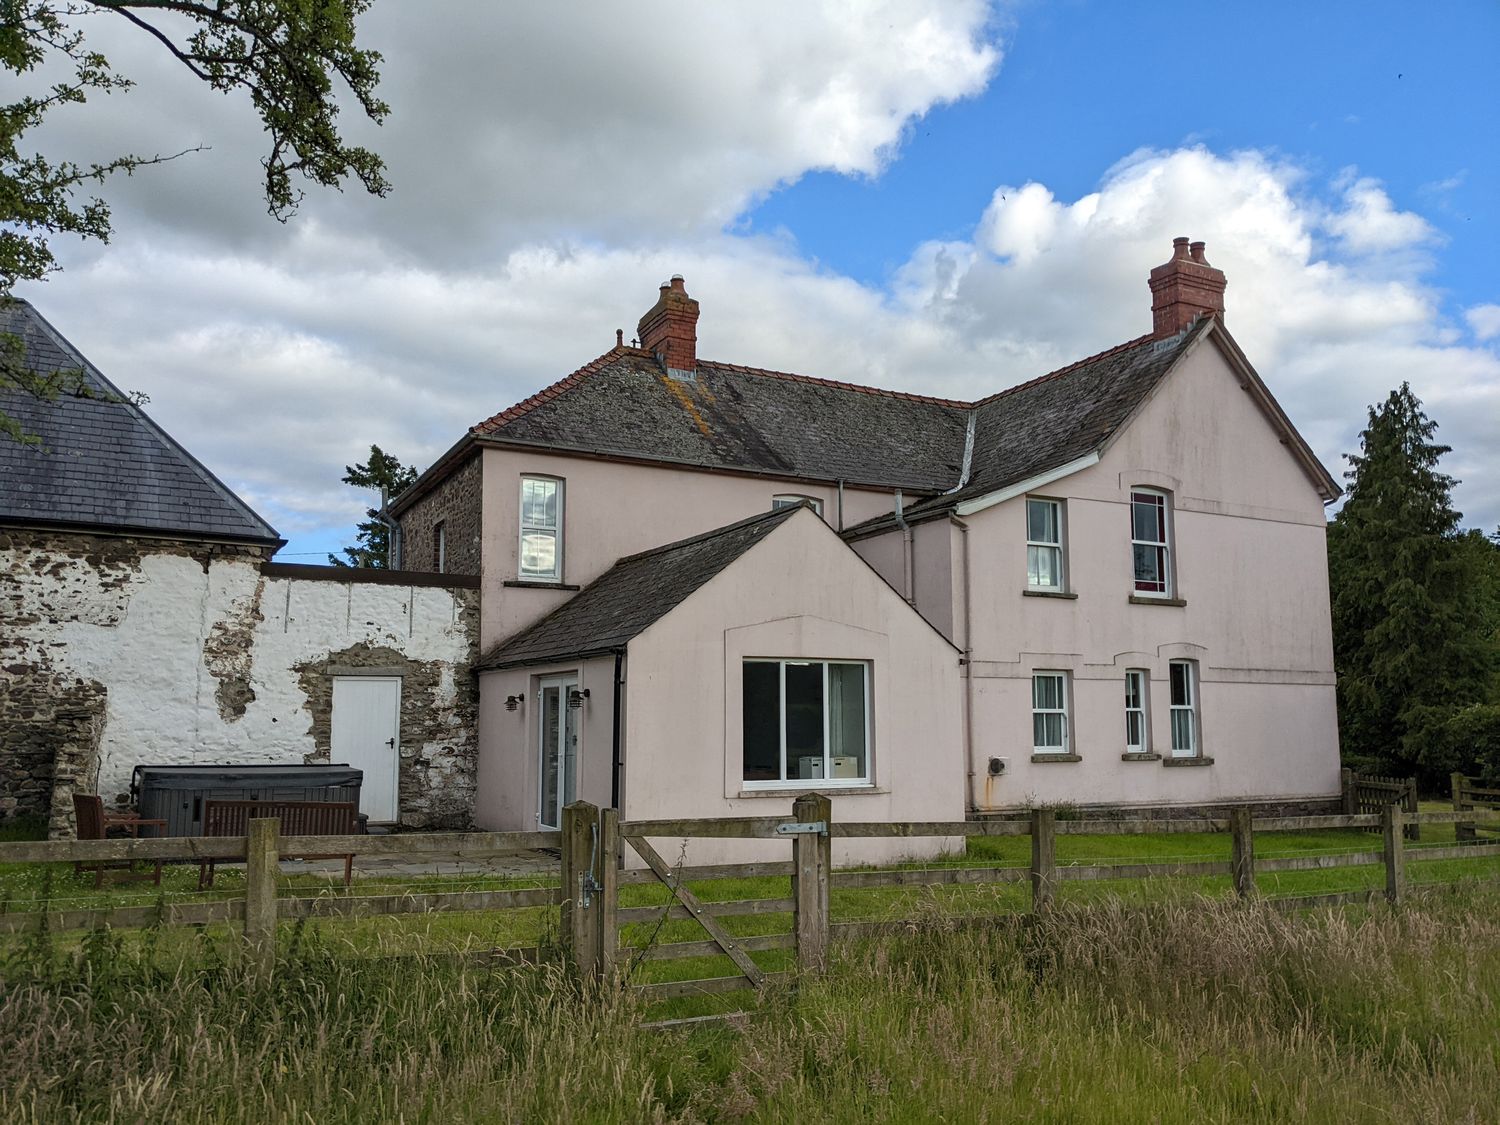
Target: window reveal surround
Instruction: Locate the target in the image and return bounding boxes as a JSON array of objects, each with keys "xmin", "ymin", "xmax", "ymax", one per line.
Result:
[
  {"xmin": 1031, "ymin": 671, "xmax": 1077, "ymax": 761},
  {"xmin": 1168, "ymin": 659, "xmax": 1200, "ymax": 758},
  {"xmin": 433, "ymin": 521, "xmax": 447, "ymax": 574},
  {"xmin": 1026, "ymin": 497, "xmax": 1065, "ymax": 591},
  {"xmin": 1130, "ymin": 488, "xmax": 1174, "ymax": 597},
  {"xmin": 518, "ymin": 476, "xmax": 564, "ymax": 581},
  {"xmin": 742, "ymin": 659, "xmax": 870, "ymax": 787},
  {"xmin": 1122, "ymin": 669, "xmax": 1156, "ymax": 760}
]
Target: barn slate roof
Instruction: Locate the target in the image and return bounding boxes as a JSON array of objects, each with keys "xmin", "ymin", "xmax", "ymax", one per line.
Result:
[
  {"xmin": 0, "ymin": 299, "xmax": 281, "ymax": 544},
  {"xmin": 477, "ymin": 505, "xmax": 800, "ymax": 670}
]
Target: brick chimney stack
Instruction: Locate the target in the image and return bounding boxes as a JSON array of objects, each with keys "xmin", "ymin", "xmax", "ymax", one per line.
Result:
[
  {"xmin": 1148, "ymin": 236, "xmax": 1227, "ymax": 337},
  {"xmin": 638, "ymin": 275, "xmax": 699, "ymax": 377}
]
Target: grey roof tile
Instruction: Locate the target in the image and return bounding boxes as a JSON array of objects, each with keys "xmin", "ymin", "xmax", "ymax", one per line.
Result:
[
  {"xmin": 478, "ymin": 505, "xmax": 800, "ymax": 669},
  {"xmin": 0, "ymin": 300, "xmax": 280, "ymax": 544}
]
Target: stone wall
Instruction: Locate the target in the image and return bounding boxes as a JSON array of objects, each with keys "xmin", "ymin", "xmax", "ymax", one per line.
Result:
[
  {"xmin": 1, "ymin": 529, "xmax": 479, "ymax": 835},
  {"xmin": 399, "ymin": 453, "xmax": 482, "ymax": 576}
]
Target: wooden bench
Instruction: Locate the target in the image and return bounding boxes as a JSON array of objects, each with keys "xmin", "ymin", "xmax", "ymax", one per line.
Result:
[{"xmin": 199, "ymin": 799, "xmax": 361, "ymax": 888}]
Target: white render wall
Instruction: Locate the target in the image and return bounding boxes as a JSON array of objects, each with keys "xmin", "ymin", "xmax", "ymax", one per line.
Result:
[{"xmin": 1, "ymin": 532, "xmax": 477, "ymax": 831}]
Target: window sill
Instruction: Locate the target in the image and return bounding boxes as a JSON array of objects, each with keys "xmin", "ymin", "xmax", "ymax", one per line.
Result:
[
  {"xmin": 1031, "ymin": 753, "xmax": 1082, "ymax": 763},
  {"xmin": 1121, "ymin": 752, "xmax": 1162, "ymax": 762},
  {"xmin": 1162, "ymin": 756, "xmax": 1214, "ymax": 768},
  {"xmin": 503, "ymin": 579, "xmax": 581, "ymax": 591},
  {"xmin": 1129, "ymin": 595, "xmax": 1187, "ymax": 607},
  {"xmin": 736, "ymin": 785, "xmax": 886, "ymax": 798},
  {"xmin": 1023, "ymin": 589, "xmax": 1079, "ymax": 600}
]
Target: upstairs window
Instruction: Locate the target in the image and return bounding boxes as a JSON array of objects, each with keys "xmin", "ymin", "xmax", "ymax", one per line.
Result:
[
  {"xmin": 1169, "ymin": 660, "xmax": 1198, "ymax": 757},
  {"xmin": 1026, "ymin": 498, "xmax": 1064, "ymax": 589},
  {"xmin": 1032, "ymin": 671, "xmax": 1070, "ymax": 755},
  {"xmin": 519, "ymin": 476, "xmax": 563, "ymax": 580},
  {"xmin": 742, "ymin": 659, "xmax": 868, "ymax": 786},
  {"xmin": 772, "ymin": 495, "xmax": 824, "ymax": 516},
  {"xmin": 1124, "ymin": 669, "xmax": 1149, "ymax": 753},
  {"xmin": 1131, "ymin": 489, "xmax": 1172, "ymax": 596},
  {"xmin": 433, "ymin": 521, "xmax": 447, "ymax": 574}
]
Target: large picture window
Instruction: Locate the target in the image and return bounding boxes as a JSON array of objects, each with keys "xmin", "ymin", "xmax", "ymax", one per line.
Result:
[
  {"xmin": 1032, "ymin": 671, "xmax": 1070, "ymax": 755},
  {"xmin": 1130, "ymin": 489, "xmax": 1172, "ymax": 596},
  {"xmin": 742, "ymin": 660, "xmax": 869, "ymax": 786},
  {"xmin": 1026, "ymin": 497, "xmax": 1064, "ymax": 590},
  {"xmin": 519, "ymin": 476, "xmax": 563, "ymax": 580}
]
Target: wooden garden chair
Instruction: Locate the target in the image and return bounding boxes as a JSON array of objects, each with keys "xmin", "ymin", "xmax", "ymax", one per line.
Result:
[{"xmin": 72, "ymin": 793, "xmax": 167, "ymax": 888}]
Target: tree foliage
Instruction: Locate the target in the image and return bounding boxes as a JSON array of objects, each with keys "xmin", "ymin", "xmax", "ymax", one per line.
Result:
[
  {"xmin": 2, "ymin": 0, "xmax": 390, "ymax": 432},
  {"xmin": 1327, "ymin": 383, "xmax": 1498, "ymax": 785},
  {"xmin": 328, "ymin": 443, "xmax": 413, "ymax": 568}
]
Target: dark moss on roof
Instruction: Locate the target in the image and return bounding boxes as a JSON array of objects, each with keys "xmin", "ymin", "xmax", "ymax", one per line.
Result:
[
  {"xmin": 0, "ymin": 300, "xmax": 280, "ymax": 544},
  {"xmin": 478, "ymin": 505, "xmax": 801, "ymax": 670},
  {"xmin": 472, "ymin": 349, "xmax": 971, "ymax": 493}
]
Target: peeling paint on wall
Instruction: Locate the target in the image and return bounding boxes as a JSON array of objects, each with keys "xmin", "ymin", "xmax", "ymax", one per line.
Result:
[{"xmin": 2, "ymin": 529, "xmax": 479, "ymax": 835}]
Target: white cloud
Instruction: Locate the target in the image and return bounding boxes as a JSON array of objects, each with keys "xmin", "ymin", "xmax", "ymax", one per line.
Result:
[
  {"xmin": 1466, "ymin": 304, "xmax": 1500, "ymax": 342},
  {"xmin": 16, "ymin": 10, "xmax": 1500, "ymax": 547}
]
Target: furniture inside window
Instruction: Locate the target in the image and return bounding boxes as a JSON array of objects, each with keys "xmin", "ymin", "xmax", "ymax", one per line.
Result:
[
  {"xmin": 1027, "ymin": 497, "xmax": 1064, "ymax": 589},
  {"xmin": 772, "ymin": 494, "xmax": 824, "ymax": 516},
  {"xmin": 1131, "ymin": 489, "xmax": 1172, "ymax": 596},
  {"xmin": 742, "ymin": 659, "xmax": 868, "ymax": 785},
  {"xmin": 1169, "ymin": 660, "xmax": 1198, "ymax": 757},
  {"xmin": 519, "ymin": 476, "xmax": 563, "ymax": 580},
  {"xmin": 1125, "ymin": 669, "xmax": 1149, "ymax": 753},
  {"xmin": 1032, "ymin": 671, "xmax": 1069, "ymax": 755}
]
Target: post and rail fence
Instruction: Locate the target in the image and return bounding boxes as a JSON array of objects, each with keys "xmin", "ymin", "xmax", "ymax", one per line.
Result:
[
  {"xmin": 1451, "ymin": 773, "xmax": 1500, "ymax": 842},
  {"xmin": 1340, "ymin": 768, "xmax": 1420, "ymax": 840},
  {"xmin": 3, "ymin": 799, "xmax": 1500, "ymax": 996}
]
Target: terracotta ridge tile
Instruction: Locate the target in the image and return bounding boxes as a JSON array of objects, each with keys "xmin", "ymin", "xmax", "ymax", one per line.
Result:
[{"xmin": 470, "ymin": 345, "xmax": 632, "ymax": 434}]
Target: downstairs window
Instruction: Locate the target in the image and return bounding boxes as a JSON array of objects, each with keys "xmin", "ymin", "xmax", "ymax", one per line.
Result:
[{"xmin": 743, "ymin": 660, "xmax": 869, "ymax": 786}]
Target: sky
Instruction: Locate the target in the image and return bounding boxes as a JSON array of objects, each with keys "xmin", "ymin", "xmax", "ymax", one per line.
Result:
[{"xmin": 16, "ymin": 0, "xmax": 1500, "ymax": 559}]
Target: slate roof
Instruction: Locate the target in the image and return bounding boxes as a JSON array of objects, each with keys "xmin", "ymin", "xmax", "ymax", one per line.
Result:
[
  {"xmin": 0, "ymin": 300, "xmax": 281, "ymax": 544},
  {"xmin": 468, "ymin": 349, "xmax": 971, "ymax": 493},
  {"xmin": 478, "ymin": 505, "xmax": 800, "ymax": 670}
]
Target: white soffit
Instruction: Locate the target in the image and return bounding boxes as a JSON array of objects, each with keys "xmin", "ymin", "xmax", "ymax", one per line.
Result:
[{"xmin": 952, "ymin": 453, "xmax": 1102, "ymax": 517}]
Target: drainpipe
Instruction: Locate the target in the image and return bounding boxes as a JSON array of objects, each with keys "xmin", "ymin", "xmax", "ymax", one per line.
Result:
[
  {"xmin": 610, "ymin": 649, "xmax": 625, "ymax": 810},
  {"xmin": 953, "ymin": 516, "xmax": 977, "ymax": 813},
  {"xmin": 377, "ymin": 486, "xmax": 402, "ymax": 569},
  {"xmin": 893, "ymin": 490, "xmax": 915, "ymax": 606}
]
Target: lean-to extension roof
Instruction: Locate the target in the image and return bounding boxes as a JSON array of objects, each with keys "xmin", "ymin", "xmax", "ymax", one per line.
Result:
[
  {"xmin": 0, "ymin": 300, "xmax": 281, "ymax": 544},
  {"xmin": 478, "ymin": 505, "xmax": 799, "ymax": 670}
]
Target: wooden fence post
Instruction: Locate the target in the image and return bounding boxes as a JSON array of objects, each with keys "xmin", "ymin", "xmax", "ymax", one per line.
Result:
[
  {"xmin": 1341, "ymin": 767, "xmax": 1357, "ymax": 817},
  {"xmin": 1030, "ymin": 808, "xmax": 1056, "ymax": 913},
  {"xmin": 1453, "ymin": 772, "xmax": 1475, "ymax": 842},
  {"xmin": 1229, "ymin": 806, "xmax": 1256, "ymax": 899},
  {"xmin": 560, "ymin": 801, "xmax": 601, "ymax": 978},
  {"xmin": 791, "ymin": 792, "xmax": 832, "ymax": 973},
  {"xmin": 1382, "ymin": 803, "xmax": 1406, "ymax": 906},
  {"xmin": 244, "ymin": 816, "xmax": 280, "ymax": 972},
  {"xmin": 598, "ymin": 807, "xmax": 620, "ymax": 978}
]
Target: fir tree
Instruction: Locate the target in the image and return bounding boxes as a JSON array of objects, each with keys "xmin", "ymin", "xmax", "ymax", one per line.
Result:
[
  {"xmin": 1327, "ymin": 384, "xmax": 1494, "ymax": 784},
  {"xmin": 329, "ymin": 446, "xmax": 417, "ymax": 568}
]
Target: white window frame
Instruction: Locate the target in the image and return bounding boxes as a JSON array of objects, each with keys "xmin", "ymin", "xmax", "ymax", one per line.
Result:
[
  {"xmin": 1031, "ymin": 671, "xmax": 1070, "ymax": 755},
  {"xmin": 1169, "ymin": 660, "xmax": 1198, "ymax": 758},
  {"xmin": 742, "ymin": 658, "xmax": 870, "ymax": 788},
  {"xmin": 772, "ymin": 494, "xmax": 824, "ymax": 516},
  {"xmin": 518, "ymin": 476, "xmax": 564, "ymax": 581},
  {"xmin": 434, "ymin": 521, "xmax": 447, "ymax": 574},
  {"xmin": 1026, "ymin": 497, "xmax": 1065, "ymax": 590},
  {"xmin": 1124, "ymin": 669, "xmax": 1149, "ymax": 754},
  {"xmin": 1130, "ymin": 489, "xmax": 1173, "ymax": 597}
]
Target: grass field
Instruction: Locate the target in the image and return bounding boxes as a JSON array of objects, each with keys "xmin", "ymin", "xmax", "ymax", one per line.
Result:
[{"xmin": 2, "ymin": 881, "xmax": 1498, "ymax": 1122}]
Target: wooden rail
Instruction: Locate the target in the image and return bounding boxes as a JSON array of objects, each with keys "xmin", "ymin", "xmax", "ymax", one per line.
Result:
[{"xmin": 6, "ymin": 803, "xmax": 1500, "ymax": 1003}]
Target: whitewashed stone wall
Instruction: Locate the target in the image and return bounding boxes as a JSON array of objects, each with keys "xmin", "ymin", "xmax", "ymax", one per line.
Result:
[{"xmin": 1, "ymin": 530, "xmax": 478, "ymax": 835}]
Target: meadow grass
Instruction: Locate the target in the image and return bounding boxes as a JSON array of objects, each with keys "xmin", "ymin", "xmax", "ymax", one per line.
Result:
[{"xmin": 2, "ymin": 885, "xmax": 1498, "ymax": 1122}]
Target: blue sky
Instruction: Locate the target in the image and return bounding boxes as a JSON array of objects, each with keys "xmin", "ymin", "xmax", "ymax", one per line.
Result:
[{"xmin": 24, "ymin": 2, "xmax": 1500, "ymax": 557}]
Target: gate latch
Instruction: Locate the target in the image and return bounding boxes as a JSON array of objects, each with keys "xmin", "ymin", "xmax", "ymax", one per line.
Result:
[{"xmin": 776, "ymin": 821, "xmax": 828, "ymax": 836}]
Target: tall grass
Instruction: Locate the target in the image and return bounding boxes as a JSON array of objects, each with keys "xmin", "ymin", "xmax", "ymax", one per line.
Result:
[{"xmin": 3, "ymin": 888, "xmax": 1498, "ymax": 1123}]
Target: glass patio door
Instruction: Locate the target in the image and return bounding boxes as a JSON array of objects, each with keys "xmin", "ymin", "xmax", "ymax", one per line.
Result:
[{"xmin": 537, "ymin": 677, "xmax": 579, "ymax": 830}]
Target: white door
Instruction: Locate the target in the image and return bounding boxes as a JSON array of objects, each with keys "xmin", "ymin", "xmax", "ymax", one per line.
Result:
[
  {"xmin": 331, "ymin": 676, "xmax": 401, "ymax": 822},
  {"xmin": 537, "ymin": 676, "xmax": 579, "ymax": 830}
]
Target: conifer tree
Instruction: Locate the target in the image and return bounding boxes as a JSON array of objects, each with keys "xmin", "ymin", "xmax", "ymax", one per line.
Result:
[
  {"xmin": 329, "ymin": 446, "xmax": 417, "ymax": 568},
  {"xmin": 1327, "ymin": 384, "xmax": 1494, "ymax": 783}
]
